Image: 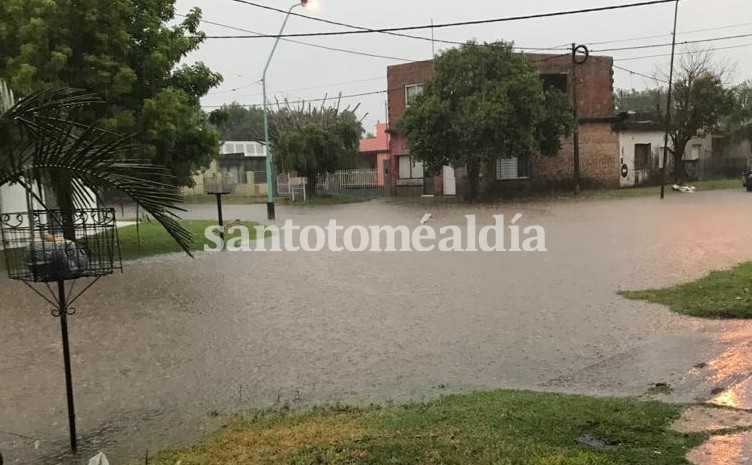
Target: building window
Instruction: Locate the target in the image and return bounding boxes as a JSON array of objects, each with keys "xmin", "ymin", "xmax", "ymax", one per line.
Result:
[
  {"xmin": 540, "ymin": 73, "xmax": 568, "ymax": 94},
  {"xmin": 495, "ymin": 157, "xmax": 530, "ymax": 180},
  {"xmin": 685, "ymin": 143, "xmax": 702, "ymax": 161},
  {"xmin": 405, "ymin": 84, "xmax": 424, "ymax": 106},
  {"xmin": 634, "ymin": 143, "xmax": 651, "ymax": 170},
  {"xmin": 398, "ymin": 155, "xmax": 424, "ymax": 179}
]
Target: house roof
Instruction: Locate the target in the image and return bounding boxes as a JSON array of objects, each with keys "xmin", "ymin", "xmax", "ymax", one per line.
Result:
[
  {"xmin": 359, "ymin": 122, "xmax": 389, "ymax": 153},
  {"xmin": 613, "ymin": 111, "xmax": 665, "ymax": 132}
]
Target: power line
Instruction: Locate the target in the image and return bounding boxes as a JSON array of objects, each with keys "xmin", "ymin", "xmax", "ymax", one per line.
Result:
[
  {"xmin": 207, "ymin": 51, "xmax": 572, "ymax": 102},
  {"xmin": 613, "ymin": 64, "xmax": 668, "ymax": 84},
  {"xmin": 202, "ymin": 89, "xmax": 388, "ymax": 108},
  {"xmin": 201, "ymin": 59, "xmax": 687, "ymax": 110},
  {"xmin": 207, "ymin": 0, "xmax": 679, "ymax": 39},
  {"xmin": 225, "ymin": 0, "xmax": 570, "ymax": 51},
  {"xmin": 202, "ymin": 53, "xmax": 594, "ymax": 108},
  {"xmin": 595, "ymin": 32, "xmax": 752, "ymax": 52},
  {"xmin": 220, "ymin": 76, "xmax": 387, "ymax": 99},
  {"xmin": 615, "ymin": 41, "xmax": 752, "ymax": 61},
  {"xmin": 182, "ymin": 14, "xmax": 418, "ymax": 62},
  {"xmin": 226, "ymin": 0, "xmax": 464, "ymax": 47},
  {"xmin": 587, "ymin": 20, "xmax": 752, "ymax": 47}
]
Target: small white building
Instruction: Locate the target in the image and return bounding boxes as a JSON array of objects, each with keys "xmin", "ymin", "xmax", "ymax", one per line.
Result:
[
  {"xmin": 616, "ymin": 112, "xmax": 712, "ymax": 187},
  {"xmin": 0, "ymin": 183, "xmax": 46, "ymax": 215},
  {"xmin": 183, "ymin": 141, "xmax": 268, "ymax": 197}
]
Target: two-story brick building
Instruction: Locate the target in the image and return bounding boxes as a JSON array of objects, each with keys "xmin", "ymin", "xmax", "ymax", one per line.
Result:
[{"xmin": 386, "ymin": 52, "xmax": 621, "ymax": 197}]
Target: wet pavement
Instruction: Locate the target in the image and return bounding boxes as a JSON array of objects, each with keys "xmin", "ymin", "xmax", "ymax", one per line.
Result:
[{"xmin": 3, "ymin": 190, "xmax": 752, "ymax": 464}]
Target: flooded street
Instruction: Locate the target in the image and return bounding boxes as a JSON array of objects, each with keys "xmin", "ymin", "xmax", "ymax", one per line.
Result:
[{"xmin": 3, "ymin": 190, "xmax": 752, "ymax": 464}]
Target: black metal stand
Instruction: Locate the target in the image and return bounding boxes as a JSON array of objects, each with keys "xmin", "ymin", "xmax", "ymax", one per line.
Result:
[
  {"xmin": 0, "ymin": 208, "xmax": 123, "ymax": 457},
  {"xmin": 215, "ymin": 193, "xmax": 225, "ymax": 249},
  {"xmin": 57, "ymin": 279, "xmax": 78, "ymax": 453},
  {"xmin": 267, "ymin": 202, "xmax": 275, "ymax": 221}
]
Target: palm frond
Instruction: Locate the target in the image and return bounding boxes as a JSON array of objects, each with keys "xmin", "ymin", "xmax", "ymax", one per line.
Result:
[
  {"xmin": 0, "ymin": 80, "xmax": 15, "ymax": 114},
  {"xmin": 5, "ymin": 86, "xmax": 102, "ymax": 139},
  {"xmin": 0, "ymin": 81, "xmax": 194, "ymax": 257}
]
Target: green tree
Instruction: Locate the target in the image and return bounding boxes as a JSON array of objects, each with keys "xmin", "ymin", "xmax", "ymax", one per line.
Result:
[
  {"xmin": 210, "ymin": 103, "xmax": 266, "ymax": 141},
  {"xmin": 0, "ymin": 0, "xmax": 223, "ymax": 188},
  {"xmin": 0, "ymin": 80, "xmax": 192, "ymax": 253},
  {"xmin": 615, "ymin": 88, "xmax": 667, "ymax": 113},
  {"xmin": 271, "ymin": 101, "xmax": 363, "ymax": 197},
  {"xmin": 728, "ymin": 80, "xmax": 752, "ymax": 147},
  {"xmin": 397, "ymin": 41, "xmax": 574, "ymax": 201},
  {"xmin": 667, "ymin": 52, "xmax": 735, "ymax": 182}
]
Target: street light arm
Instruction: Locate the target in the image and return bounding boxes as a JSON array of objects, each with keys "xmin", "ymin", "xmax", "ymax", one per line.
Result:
[
  {"xmin": 262, "ymin": 2, "xmax": 303, "ymax": 220},
  {"xmin": 263, "ymin": 3, "xmax": 302, "ymax": 82}
]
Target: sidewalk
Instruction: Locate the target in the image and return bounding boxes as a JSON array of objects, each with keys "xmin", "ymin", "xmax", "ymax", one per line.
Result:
[{"xmin": 670, "ymin": 338, "xmax": 752, "ymax": 464}]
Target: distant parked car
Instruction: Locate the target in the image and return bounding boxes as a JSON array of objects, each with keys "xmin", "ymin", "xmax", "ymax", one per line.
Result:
[{"xmin": 744, "ymin": 168, "xmax": 752, "ymax": 192}]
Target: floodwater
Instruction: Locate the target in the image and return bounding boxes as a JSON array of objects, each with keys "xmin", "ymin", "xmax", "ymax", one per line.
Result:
[{"xmin": 2, "ymin": 191, "xmax": 752, "ymax": 464}]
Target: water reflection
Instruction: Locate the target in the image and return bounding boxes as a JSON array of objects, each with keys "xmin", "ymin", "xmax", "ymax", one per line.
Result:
[{"xmin": 688, "ymin": 432, "xmax": 748, "ymax": 465}]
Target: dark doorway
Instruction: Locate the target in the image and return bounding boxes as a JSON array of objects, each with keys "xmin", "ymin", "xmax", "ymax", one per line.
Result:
[{"xmin": 635, "ymin": 144, "xmax": 651, "ymax": 171}]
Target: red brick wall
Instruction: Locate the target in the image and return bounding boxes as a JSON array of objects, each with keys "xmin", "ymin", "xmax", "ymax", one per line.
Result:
[
  {"xmin": 525, "ymin": 53, "xmax": 615, "ymax": 118},
  {"xmin": 386, "ymin": 53, "xmax": 619, "ymax": 195},
  {"xmin": 387, "ymin": 60, "xmax": 435, "ymax": 126},
  {"xmin": 387, "ymin": 60, "xmax": 439, "ymax": 195},
  {"xmin": 532, "ymin": 122, "xmax": 619, "ymax": 188}
]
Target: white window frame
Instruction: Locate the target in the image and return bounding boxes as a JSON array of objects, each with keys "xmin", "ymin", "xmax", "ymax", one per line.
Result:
[
  {"xmin": 398, "ymin": 155, "xmax": 424, "ymax": 179},
  {"xmin": 405, "ymin": 84, "xmax": 424, "ymax": 107},
  {"xmin": 495, "ymin": 157, "xmax": 528, "ymax": 181}
]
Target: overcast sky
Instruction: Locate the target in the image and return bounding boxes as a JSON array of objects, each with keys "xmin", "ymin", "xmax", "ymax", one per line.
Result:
[{"xmin": 175, "ymin": 0, "xmax": 752, "ymax": 132}]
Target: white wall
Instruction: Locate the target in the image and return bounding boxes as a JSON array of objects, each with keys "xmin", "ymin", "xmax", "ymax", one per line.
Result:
[
  {"xmin": 0, "ymin": 183, "xmax": 47, "ymax": 214},
  {"xmin": 619, "ymin": 131, "xmax": 667, "ymax": 187}
]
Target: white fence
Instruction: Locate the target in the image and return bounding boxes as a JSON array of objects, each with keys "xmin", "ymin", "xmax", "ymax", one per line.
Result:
[{"xmin": 277, "ymin": 169, "xmax": 381, "ymax": 196}]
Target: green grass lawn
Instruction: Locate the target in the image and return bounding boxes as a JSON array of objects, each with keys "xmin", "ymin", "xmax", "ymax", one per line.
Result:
[
  {"xmin": 117, "ymin": 220, "xmax": 266, "ymax": 261},
  {"xmin": 278, "ymin": 193, "xmax": 369, "ymax": 206},
  {"xmin": 621, "ymin": 262, "xmax": 752, "ymax": 319},
  {"xmin": 574, "ymin": 178, "xmax": 740, "ymax": 202},
  {"xmin": 182, "ymin": 194, "xmax": 267, "ymax": 205},
  {"xmin": 141, "ymin": 390, "xmax": 703, "ymax": 465},
  {"xmin": 181, "ymin": 193, "xmax": 369, "ymax": 207}
]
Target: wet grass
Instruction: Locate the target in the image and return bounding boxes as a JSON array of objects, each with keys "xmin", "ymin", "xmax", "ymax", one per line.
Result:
[
  {"xmin": 117, "ymin": 220, "xmax": 267, "ymax": 261},
  {"xmin": 182, "ymin": 194, "xmax": 267, "ymax": 205},
  {"xmin": 181, "ymin": 193, "xmax": 370, "ymax": 207},
  {"xmin": 388, "ymin": 178, "xmax": 740, "ymax": 206},
  {"xmin": 143, "ymin": 390, "xmax": 704, "ymax": 465},
  {"xmin": 278, "ymin": 193, "xmax": 370, "ymax": 206},
  {"xmin": 620, "ymin": 262, "xmax": 752, "ymax": 319}
]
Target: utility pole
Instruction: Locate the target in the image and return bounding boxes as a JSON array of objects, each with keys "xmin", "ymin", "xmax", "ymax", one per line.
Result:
[
  {"xmin": 430, "ymin": 18, "xmax": 436, "ymax": 58},
  {"xmin": 660, "ymin": 0, "xmax": 680, "ymax": 200},
  {"xmin": 571, "ymin": 43, "xmax": 582, "ymax": 195}
]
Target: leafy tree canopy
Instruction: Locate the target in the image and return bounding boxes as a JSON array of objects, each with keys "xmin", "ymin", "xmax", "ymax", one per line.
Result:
[
  {"xmin": 0, "ymin": 80, "xmax": 193, "ymax": 254},
  {"xmin": 210, "ymin": 102, "xmax": 266, "ymax": 142},
  {"xmin": 615, "ymin": 88, "xmax": 667, "ymax": 113},
  {"xmin": 271, "ymin": 101, "xmax": 364, "ymax": 196},
  {"xmin": 667, "ymin": 52, "xmax": 735, "ymax": 181},
  {"xmin": 728, "ymin": 80, "xmax": 752, "ymax": 146},
  {"xmin": 397, "ymin": 41, "xmax": 574, "ymax": 200},
  {"xmin": 0, "ymin": 0, "xmax": 223, "ymax": 187}
]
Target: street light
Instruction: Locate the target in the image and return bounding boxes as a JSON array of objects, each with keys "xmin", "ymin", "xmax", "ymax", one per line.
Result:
[{"xmin": 262, "ymin": 0, "xmax": 310, "ymax": 221}]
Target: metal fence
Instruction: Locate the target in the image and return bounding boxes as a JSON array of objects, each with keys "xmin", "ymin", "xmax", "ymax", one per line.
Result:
[{"xmin": 277, "ymin": 169, "xmax": 383, "ymax": 196}]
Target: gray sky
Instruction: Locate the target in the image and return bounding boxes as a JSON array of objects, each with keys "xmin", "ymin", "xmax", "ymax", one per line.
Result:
[{"xmin": 176, "ymin": 0, "xmax": 752, "ymax": 132}]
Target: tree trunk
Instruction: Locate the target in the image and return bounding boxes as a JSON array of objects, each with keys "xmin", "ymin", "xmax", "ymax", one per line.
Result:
[
  {"xmin": 306, "ymin": 173, "xmax": 318, "ymax": 198},
  {"xmin": 466, "ymin": 163, "xmax": 480, "ymax": 202},
  {"xmin": 52, "ymin": 183, "xmax": 76, "ymax": 241},
  {"xmin": 672, "ymin": 143, "xmax": 688, "ymax": 184}
]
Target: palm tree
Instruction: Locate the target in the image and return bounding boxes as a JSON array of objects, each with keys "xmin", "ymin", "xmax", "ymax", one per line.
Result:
[{"xmin": 0, "ymin": 80, "xmax": 192, "ymax": 254}]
